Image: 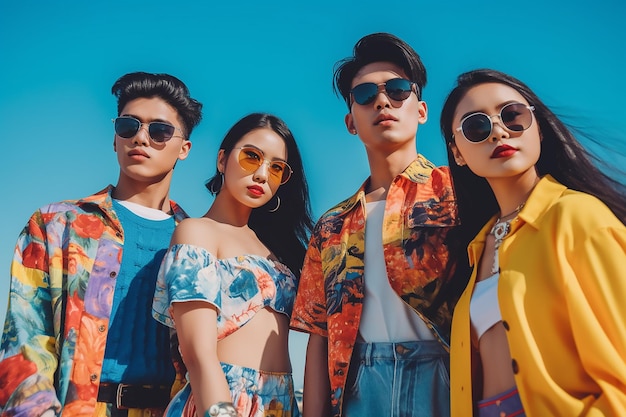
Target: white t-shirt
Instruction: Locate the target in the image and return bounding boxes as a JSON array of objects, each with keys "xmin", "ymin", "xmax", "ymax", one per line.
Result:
[
  {"xmin": 115, "ymin": 199, "xmax": 172, "ymax": 220},
  {"xmin": 358, "ymin": 200, "xmax": 435, "ymax": 342}
]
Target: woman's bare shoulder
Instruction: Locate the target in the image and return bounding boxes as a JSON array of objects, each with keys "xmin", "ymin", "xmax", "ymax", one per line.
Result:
[{"xmin": 171, "ymin": 217, "xmax": 219, "ymax": 253}]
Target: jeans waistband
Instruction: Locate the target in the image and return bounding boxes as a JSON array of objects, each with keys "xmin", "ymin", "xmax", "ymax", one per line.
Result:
[
  {"xmin": 352, "ymin": 340, "xmax": 446, "ymax": 362},
  {"xmin": 477, "ymin": 386, "xmax": 525, "ymax": 417}
]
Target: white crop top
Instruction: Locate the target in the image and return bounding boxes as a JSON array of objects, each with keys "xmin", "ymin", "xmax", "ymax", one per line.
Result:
[{"xmin": 469, "ymin": 273, "xmax": 502, "ymax": 344}]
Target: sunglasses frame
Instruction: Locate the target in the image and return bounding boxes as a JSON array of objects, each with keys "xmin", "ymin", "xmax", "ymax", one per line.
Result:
[
  {"xmin": 113, "ymin": 116, "xmax": 186, "ymax": 143},
  {"xmin": 350, "ymin": 78, "xmax": 418, "ymax": 106},
  {"xmin": 234, "ymin": 146, "xmax": 293, "ymax": 185},
  {"xmin": 455, "ymin": 103, "xmax": 535, "ymax": 144}
]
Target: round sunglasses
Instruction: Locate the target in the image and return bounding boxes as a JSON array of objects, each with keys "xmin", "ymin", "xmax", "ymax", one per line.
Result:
[
  {"xmin": 113, "ymin": 116, "xmax": 185, "ymax": 143},
  {"xmin": 350, "ymin": 78, "xmax": 417, "ymax": 106},
  {"xmin": 236, "ymin": 146, "xmax": 292, "ymax": 185},
  {"xmin": 455, "ymin": 102, "xmax": 535, "ymax": 143}
]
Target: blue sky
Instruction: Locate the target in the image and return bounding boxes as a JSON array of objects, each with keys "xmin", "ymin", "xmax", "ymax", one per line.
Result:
[{"xmin": 1, "ymin": 0, "xmax": 625, "ymax": 389}]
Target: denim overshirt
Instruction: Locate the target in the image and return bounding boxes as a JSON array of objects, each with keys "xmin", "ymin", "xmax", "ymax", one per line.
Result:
[{"xmin": 290, "ymin": 155, "xmax": 459, "ymax": 417}]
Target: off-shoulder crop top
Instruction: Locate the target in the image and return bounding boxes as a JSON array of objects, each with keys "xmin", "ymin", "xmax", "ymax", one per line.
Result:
[
  {"xmin": 152, "ymin": 243, "xmax": 298, "ymax": 340},
  {"xmin": 469, "ymin": 272, "xmax": 502, "ymax": 344}
]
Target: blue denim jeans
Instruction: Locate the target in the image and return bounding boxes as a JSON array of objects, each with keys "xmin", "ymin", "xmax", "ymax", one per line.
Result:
[
  {"xmin": 343, "ymin": 340, "xmax": 450, "ymax": 417},
  {"xmin": 477, "ymin": 386, "xmax": 525, "ymax": 417}
]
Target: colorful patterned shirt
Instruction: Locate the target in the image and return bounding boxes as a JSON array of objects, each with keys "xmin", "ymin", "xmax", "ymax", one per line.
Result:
[
  {"xmin": 0, "ymin": 186, "xmax": 188, "ymax": 417},
  {"xmin": 290, "ymin": 156, "xmax": 459, "ymax": 417}
]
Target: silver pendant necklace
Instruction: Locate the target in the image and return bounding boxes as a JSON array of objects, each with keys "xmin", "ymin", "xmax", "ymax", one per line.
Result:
[{"xmin": 490, "ymin": 203, "xmax": 525, "ymax": 275}]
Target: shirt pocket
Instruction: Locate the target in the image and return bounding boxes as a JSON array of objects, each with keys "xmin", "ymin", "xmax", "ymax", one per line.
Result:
[{"xmin": 406, "ymin": 199, "xmax": 457, "ymax": 228}]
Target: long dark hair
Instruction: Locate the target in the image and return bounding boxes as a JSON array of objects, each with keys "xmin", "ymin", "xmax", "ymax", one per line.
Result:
[
  {"xmin": 441, "ymin": 69, "xmax": 626, "ymax": 237},
  {"xmin": 439, "ymin": 69, "xmax": 626, "ymax": 296},
  {"xmin": 205, "ymin": 113, "xmax": 314, "ymax": 277}
]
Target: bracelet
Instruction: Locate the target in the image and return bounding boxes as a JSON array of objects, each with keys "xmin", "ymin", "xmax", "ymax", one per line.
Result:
[{"xmin": 205, "ymin": 402, "xmax": 238, "ymax": 417}]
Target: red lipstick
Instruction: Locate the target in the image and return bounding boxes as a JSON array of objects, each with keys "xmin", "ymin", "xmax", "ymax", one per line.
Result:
[
  {"xmin": 491, "ymin": 144, "xmax": 517, "ymax": 158},
  {"xmin": 247, "ymin": 185, "xmax": 264, "ymax": 196}
]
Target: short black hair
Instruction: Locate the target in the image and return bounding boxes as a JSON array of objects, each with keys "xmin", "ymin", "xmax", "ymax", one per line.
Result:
[
  {"xmin": 333, "ymin": 32, "xmax": 427, "ymax": 109},
  {"xmin": 111, "ymin": 72, "xmax": 203, "ymax": 138}
]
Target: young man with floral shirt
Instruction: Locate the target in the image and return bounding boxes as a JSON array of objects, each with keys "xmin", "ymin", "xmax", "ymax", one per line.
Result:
[
  {"xmin": 0, "ymin": 72, "xmax": 202, "ymax": 417},
  {"xmin": 291, "ymin": 33, "xmax": 460, "ymax": 417}
]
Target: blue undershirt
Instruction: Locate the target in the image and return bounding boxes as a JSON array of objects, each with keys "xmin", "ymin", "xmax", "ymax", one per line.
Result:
[{"xmin": 101, "ymin": 200, "xmax": 176, "ymax": 385}]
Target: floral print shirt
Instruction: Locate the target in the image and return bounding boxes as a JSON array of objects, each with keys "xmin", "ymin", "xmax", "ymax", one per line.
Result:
[
  {"xmin": 152, "ymin": 244, "xmax": 298, "ymax": 339},
  {"xmin": 0, "ymin": 187, "xmax": 188, "ymax": 417},
  {"xmin": 290, "ymin": 156, "xmax": 459, "ymax": 417}
]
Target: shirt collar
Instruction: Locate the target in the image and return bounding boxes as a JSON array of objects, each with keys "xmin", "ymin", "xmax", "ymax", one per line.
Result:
[
  {"xmin": 75, "ymin": 185, "xmax": 188, "ymax": 227},
  {"xmin": 467, "ymin": 175, "xmax": 567, "ymax": 266},
  {"xmin": 332, "ymin": 155, "xmax": 437, "ymax": 216}
]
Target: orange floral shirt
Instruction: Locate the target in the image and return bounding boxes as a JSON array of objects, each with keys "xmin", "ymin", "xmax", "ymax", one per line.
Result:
[{"xmin": 290, "ymin": 156, "xmax": 459, "ymax": 416}]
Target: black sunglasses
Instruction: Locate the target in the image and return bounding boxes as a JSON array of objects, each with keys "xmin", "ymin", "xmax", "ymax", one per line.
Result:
[
  {"xmin": 455, "ymin": 102, "xmax": 535, "ymax": 143},
  {"xmin": 113, "ymin": 116, "xmax": 185, "ymax": 143},
  {"xmin": 350, "ymin": 78, "xmax": 417, "ymax": 106}
]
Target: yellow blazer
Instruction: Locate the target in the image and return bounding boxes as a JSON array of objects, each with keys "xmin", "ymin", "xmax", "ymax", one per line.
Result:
[{"xmin": 450, "ymin": 175, "xmax": 626, "ymax": 416}]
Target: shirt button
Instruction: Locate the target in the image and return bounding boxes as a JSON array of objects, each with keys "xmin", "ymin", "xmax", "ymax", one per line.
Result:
[
  {"xmin": 90, "ymin": 373, "xmax": 98, "ymax": 381},
  {"xmin": 511, "ymin": 359, "xmax": 519, "ymax": 374},
  {"xmin": 109, "ymin": 271, "xmax": 117, "ymax": 278},
  {"xmin": 98, "ymin": 325, "xmax": 106, "ymax": 332},
  {"xmin": 502, "ymin": 321, "xmax": 510, "ymax": 330},
  {"xmin": 337, "ymin": 369, "xmax": 344, "ymax": 376}
]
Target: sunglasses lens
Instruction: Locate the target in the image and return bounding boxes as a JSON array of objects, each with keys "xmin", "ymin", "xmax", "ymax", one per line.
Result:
[
  {"xmin": 238, "ymin": 147, "xmax": 292, "ymax": 185},
  {"xmin": 501, "ymin": 103, "xmax": 533, "ymax": 132},
  {"xmin": 114, "ymin": 117, "xmax": 140, "ymax": 138},
  {"xmin": 238, "ymin": 147, "xmax": 264, "ymax": 171},
  {"xmin": 385, "ymin": 78, "xmax": 413, "ymax": 101},
  {"xmin": 462, "ymin": 114, "xmax": 492, "ymax": 143},
  {"xmin": 351, "ymin": 83, "xmax": 379, "ymax": 105},
  {"xmin": 270, "ymin": 161, "xmax": 292, "ymax": 184},
  {"xmin": 461, "ymin": 104, "xmax": 533, "ymax": 143},
  {"xmin": 114, "ymin": 117, "xmax": 177, "ymax": 143},
  {"xmin": 351, "ymin": 79, "xmax": 414, "ymax": 105},
  {"xmin": 148, "ymin": 122, "xmax": 176, "ymax": 143}
]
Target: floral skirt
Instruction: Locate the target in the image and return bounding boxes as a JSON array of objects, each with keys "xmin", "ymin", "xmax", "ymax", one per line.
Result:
[{"xmin": 164, "ymin": 362, "xmax": 300, "ymax": 417}]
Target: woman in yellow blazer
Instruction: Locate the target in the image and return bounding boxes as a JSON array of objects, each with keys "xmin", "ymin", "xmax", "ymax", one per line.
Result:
[{"xmin": 439, "ymin": 69, "xmax": 626, "ymax": 417}]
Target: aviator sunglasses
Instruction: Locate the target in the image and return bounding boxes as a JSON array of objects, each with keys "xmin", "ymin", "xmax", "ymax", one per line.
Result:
[
  {"xmin": 350, "ymin": 78, "xmax": 417, "ymax": 106},
  {"xmin": 456, "ymin": 102, "xmax": 535, "ymax": 143},
  {"xmin": 113, "ymin": 116, "xmax": 185, "ymax": 143},
  {"xmin": 235, "ymin": 146, "xmax": 292, "ymax": 185}
]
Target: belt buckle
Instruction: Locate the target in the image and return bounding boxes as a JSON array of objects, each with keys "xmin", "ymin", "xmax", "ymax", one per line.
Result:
[{"xmin": 116, "ymin": 383, "xmax": 130, "ymax": 410}]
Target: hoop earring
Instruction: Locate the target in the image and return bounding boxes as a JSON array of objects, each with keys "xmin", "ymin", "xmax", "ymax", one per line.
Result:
[
  {"xmin": 209, "ymin": 172, "xmax": 224, "ymax": 194},
  {"xmin": 268, "ymin": 195, "xmax": 281, "ymax": 213}
]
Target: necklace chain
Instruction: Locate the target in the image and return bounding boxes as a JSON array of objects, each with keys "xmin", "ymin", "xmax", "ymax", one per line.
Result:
[{"xmin": 489, "ymin": 202, "xmax": 525, "ymax": 275}]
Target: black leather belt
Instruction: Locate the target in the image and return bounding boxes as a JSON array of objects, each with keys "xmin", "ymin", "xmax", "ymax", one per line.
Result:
[{"xmin": 97, "ymin": 383, "xmax": 171, "ymax": 410}]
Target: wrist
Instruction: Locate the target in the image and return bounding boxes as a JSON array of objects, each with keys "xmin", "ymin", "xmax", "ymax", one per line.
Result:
[{"xmin": 205, "ymin": 402, "xmax": 238, "ymax": 417}]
